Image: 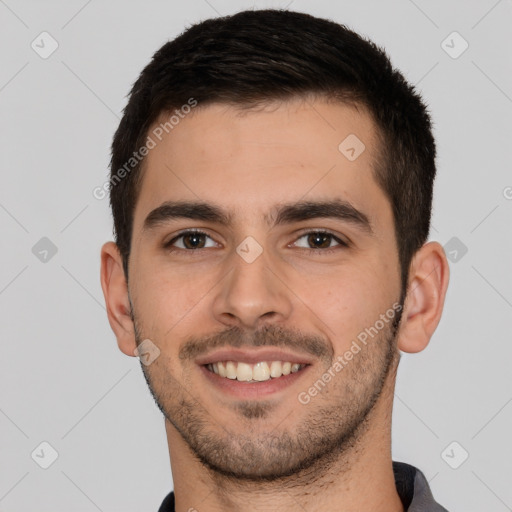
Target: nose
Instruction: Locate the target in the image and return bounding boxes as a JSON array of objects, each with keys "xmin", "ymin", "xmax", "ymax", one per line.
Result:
[{"xmin": 211, "ymin": 244, "xmax": 293, "ymax": 331}]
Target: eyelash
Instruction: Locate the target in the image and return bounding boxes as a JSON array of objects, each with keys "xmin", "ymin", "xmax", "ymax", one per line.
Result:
[{"xmin": 163, "ymin": 229, "xmax": 349, "ymax": 255}]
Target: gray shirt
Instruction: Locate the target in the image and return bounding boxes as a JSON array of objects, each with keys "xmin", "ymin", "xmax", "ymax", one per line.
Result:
[{"xmin": 393, "ymin": 461, "xmax": 449, "ymax": 511}]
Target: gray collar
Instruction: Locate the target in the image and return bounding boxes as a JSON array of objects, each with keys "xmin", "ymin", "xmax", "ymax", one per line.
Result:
[{"xmin": 393, "ymin": 461, "xmax": 449, "ymax": 511}]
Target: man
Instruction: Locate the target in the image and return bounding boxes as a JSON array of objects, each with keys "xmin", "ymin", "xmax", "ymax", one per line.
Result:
[{"xmin": 100, "ymin": 9, "xmax": 450, "ymax": 511}]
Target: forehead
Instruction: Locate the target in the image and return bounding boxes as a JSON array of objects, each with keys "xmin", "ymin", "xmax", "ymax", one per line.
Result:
[{"xmin": 132, "ymin": 98, "xmax": 391, "ymax": 234}]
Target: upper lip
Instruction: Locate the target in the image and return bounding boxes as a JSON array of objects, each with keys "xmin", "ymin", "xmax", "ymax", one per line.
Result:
[{"xmin": 195, "ymin": 348, "xmax": 314, "ymax": 366}]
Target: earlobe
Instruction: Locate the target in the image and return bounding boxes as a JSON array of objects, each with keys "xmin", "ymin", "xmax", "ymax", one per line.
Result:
[
  {"xmin": 100, "ymin": 242, "xmax": 137, "ymax": 357},
  {"xmin": 397, "ymin": 241, "xmax": 450, "ymax": 354}
]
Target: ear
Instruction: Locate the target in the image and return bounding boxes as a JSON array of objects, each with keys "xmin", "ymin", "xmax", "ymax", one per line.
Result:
[
  {"xmin": 397, "ymin": 241, "xmax": 450, "ymax": 353},
  {"xmin": 100, "ymin": 241, "xmax": 137, "ymax": 357}
]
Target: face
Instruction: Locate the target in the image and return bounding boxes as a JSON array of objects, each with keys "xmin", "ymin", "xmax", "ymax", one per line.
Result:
[{"xmin": 128, "ymin": 98, "xmax": 404, "ymax": 480}]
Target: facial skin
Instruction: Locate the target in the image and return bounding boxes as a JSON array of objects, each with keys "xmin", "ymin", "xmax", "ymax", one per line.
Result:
[{"xmin": 101, "ymin": 98, "xmax": 449, "ymax": 512}]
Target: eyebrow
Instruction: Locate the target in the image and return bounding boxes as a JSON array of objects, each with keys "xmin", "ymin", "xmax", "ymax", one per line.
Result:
[{"xmin": 142, "ymin": 199, "xmax": 374, "ymax": 236}]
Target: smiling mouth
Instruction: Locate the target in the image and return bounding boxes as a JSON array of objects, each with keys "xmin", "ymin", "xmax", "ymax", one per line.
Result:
[{"xmin": 205, "ymin": 360, "xmax": 308, "ymax": 382}]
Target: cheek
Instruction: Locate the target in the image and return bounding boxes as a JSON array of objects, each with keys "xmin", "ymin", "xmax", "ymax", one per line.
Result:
[
  {"xmin": 303, "ymin": 261, "xmax": 396, "ymax": 347},
  {"xmin": 132, "ymin": 262, "xmax": 218, "ymax": 337}
]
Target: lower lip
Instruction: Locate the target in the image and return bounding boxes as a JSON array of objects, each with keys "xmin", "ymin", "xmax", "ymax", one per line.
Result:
[{"xmin": 199, "ymin": 364, "xmax": 311, "ymax": 399}]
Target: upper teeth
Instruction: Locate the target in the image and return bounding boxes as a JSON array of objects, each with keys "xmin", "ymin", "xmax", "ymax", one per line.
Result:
[{"xmin": 207, "ymin": 361, "xmax": 305, "ymax": 382}]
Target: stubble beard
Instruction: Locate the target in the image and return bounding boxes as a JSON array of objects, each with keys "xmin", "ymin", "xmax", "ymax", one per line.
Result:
[{"xmin": 134, "ymin": 306, "xmax": 402, "ymax": 484}]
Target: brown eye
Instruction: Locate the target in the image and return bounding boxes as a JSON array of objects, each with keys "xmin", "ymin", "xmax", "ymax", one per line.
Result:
[
  {"xmin": 293, "ymin": 231, "xmax": 348, "ymax": 253},
  {"xmin": 181, "ymin": 232, "xmax": 207, "ymax": 249},
  {"xmin": 164, "ymin": 230, "xmax": 216, "ymax": 251},
  {"xmin": 307, "ymin": 232, "xmax": 333, "ymax": 249}
]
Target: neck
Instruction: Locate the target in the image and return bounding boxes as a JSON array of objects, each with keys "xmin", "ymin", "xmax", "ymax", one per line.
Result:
[{"xmin": 165, "ymin": 370, "xmax": 404, "ymax": 512}]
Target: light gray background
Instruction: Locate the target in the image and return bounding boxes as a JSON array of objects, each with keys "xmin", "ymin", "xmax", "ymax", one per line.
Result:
[{"xmin": 1, "ymin": 0, "xmax": 511, "ymax": 510}]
